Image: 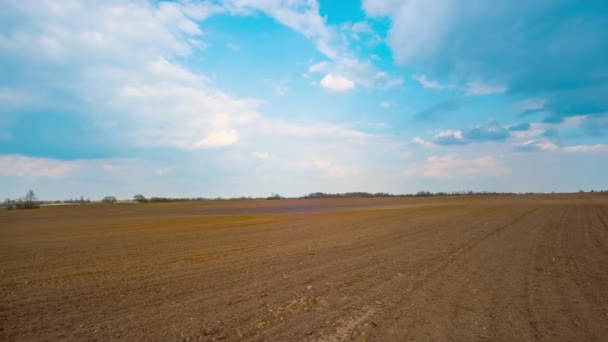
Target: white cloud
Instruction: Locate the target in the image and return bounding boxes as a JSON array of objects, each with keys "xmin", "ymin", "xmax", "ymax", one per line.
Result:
[
  {"xmin": 518, "ymin": 140, "xmax": 608, "ymax": 153},
  {"xmin": 465, "ymin": 81, "xmax": 507, "ymax": 96},
  {"xmin": 381, "ymin": 101, "xmax": 396, "ymax": 108},
  {"xmin": 412, "ymin": 73, "xmax": 452, "ymax": 89},
  {"xmin": 349, "ymin": 21, "xmax": 373, "ymax": 35},
  {"xmin": 308, "ymin": 61, "xmax": 330, "ymax": 73},
  {"xmin": 406, "ymin": 155, "xmax": 508, "ymax": 179},
  {"xmin": 363, "ymin": 0, "xmax": 451, "ymax": 65},
  {"xmin": 411, "ymin": 137, "xmax": 435, "ymax": 148},
  {"xmin": 0, "ymin": 155, "xmax": 79, "ymax": 178},
  {"xmin": 435, "ymin": 130, "xmax": 463, "ymax": 140},
  {"xmin": 562, "ymin": 144, "xmax": 608, "ymax": 153},
  {"xmin": 147, "ymin": 58, "xmax": 207, "ymax": 85},
  {"xmin": 258, "ymin": 118, "xmax": 371, "ymax": 139},
  {"xmin": 0, "ymin": 1, "xmax": 264, "ymax": 150},
  {"xmin": 320, "ymin": 73, "xmax": 355, "ymax": 92},
  {"xmin": 202, "ymin": 0, "xmax": 338, "ymax": 59},
  {"xmin": 252, "ymin": 151, "xmax": 270, "ymax": 160},
  {"xmin": 515, "ymin": 98, "xmax": 546, "ymax": 111},
  {"xmin": 193, "ymin": 130, "xmax": 239, "ymax": 148},
  {"xmin": 309, "ymin": 58, "xmax": 401, "ymax": 90},
  {"xmin": 341, "ymin": 21, "xmax": 379, "ymax": 42},
  {"xmin": 361, "ymin": 0, "xmax": 404, "ymax": 16},
  {"xmin": 271, "ymin": 79, "xmax": 290, "ymax": 96}
]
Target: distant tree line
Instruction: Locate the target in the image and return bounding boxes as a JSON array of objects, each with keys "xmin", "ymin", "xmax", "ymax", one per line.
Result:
[
  {"xmin": 3, "ymin": 190, "xmax": 40, "ymax": 210},
  {"xmin": 4, "ymin": 189, "xmax": 607, "ymax": 210},
  {"xmin": 299, "ymin": 191, "xmax": 502, "ymax": 199},
  {"xmin": 131, "ymin": 194, "xmax": 213, "ymax": 203}
]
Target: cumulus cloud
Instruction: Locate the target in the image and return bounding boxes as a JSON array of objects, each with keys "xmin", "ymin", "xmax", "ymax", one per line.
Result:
[
  {"xmin": 412, "ymin": 73, "xmax": 452, "ymax": 90},
  {"xmin": 200, "ymin": 0, "xmax": 400, "ymax": 91},
  {"xmin": 309, "ymin": 58, "xmax": 402, "ymax": 91},
  {"xmin": 411, "ymin": 137, "xmax": 435, "ymax": 149},
  {"xmin": 320, "ymin": 73, "xmax": 355, "ymax": 92},
  {"xmin": 433, "ymin": 130, "xmax": 465, "ymax": 145},
  {"xmin": 363, "ymin": 0, "xmax": 608, "ymax": 120},
  {"xmin": 193, "ymin": 130, "xmax": 239, "ymax": 148},
  {"xmin": 419, "ymin": 122, "xmax": 512, "ymax": 146},
  {"xmin": 0, "ymin": 1, "xmax": 261, "ymax": 152}
]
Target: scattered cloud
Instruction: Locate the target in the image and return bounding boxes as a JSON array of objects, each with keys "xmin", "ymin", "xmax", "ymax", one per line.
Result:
[
  {"xmin": 508, "ymin": 123, "xmax": 531, "ymax": 132},
  {"xmin": 515, "ymin": 98, "xmax": 546, "ymax": 111},
  {"xmin": 516, "ymin": 140, "xmax": 608, "ymax": 153},
  {"xmin": 406, "ymin": 155, "xmax": 508, "ymax": 179},
  {"xmin": 433, "ymin": 130, "xmax": 465, "ymax": 145},
  {"xmin": 271, "ymin": 79, "xmax": 290, "ymax": 96},
  {"xmin": 320, "ymin": 73, "xmax": 355, "ymax": 92},
  {"xmin": 412, "ymin": 73, "xmax": 452, "ymax": 90},
  {"xmin": 258, "ymin": 118, "xmax": 371, "ymax": 140},
  {"xmin": 411, "ymin": 137, "xmax": 435, "ymax": 149},
  {"xmin": 342, "ymin": 21, "xmax": 374, "ymax": 40},
  {"xmin": 465, "ymin": 81, "xmax": 507, "ymax": 96},
  {"xmin": 463, "ymin": 124, "xmax": 510, "ymax": 142},
  {"xmin": 423, "ymin": 122, "xmax": 511, "ymax": 146},
  {"xmin": 309, "ymin": 58, "xmax": 402, "ymax": 90},
  {"xmin": 381, "ymin": 101, "xmax": 396, "ymax": 109},
  {"xmin": 193, "ymin": 130, "xmax": 239, "ymax": 148},
  {"xmin": 308, "ymin": 61, "xmax": 330, "ymax": 73},
  {"xmin": 562, "ymin": 144, "xmax": 608, "ymax": 153},
  {"xmin": 362, "ymin": 0, "xmax": 608, "ymax": 120},
  {"xmin": 0, "ymin": 154, "xmax": 79, "ymax": 178},
  {"xmin": 0, "ymin": 1, "xmax": 262, "ymax": 152}
]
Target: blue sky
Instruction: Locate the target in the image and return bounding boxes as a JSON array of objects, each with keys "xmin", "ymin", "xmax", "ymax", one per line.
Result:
[{"xmin": 1, "ymin": 0, "xmax": 607, "ymax": 200}]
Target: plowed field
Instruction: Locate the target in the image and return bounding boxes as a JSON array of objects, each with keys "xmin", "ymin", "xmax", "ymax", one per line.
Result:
[{"xmin": 1, "ymin": 194, "xmax": 607, "ymax": 341}]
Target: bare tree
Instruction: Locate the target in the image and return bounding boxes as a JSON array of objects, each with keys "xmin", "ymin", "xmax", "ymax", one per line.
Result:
[{"xmin": 24, "ymin": 190, "xmax": 38, "ymax": 209}]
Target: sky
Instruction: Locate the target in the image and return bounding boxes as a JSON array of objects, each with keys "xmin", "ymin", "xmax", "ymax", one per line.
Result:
[{"xmin": 1, "ymin": 0, "xmax": 607, "ymax": 200}]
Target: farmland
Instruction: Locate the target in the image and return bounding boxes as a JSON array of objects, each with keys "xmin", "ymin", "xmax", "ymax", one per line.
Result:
[{"xmin": 1, "ymin": 194, "xmax": 607, "ymax": 341}]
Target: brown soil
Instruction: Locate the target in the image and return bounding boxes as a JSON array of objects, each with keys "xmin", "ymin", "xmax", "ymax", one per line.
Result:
[{"xmin": 1, "ymin": 194, "xmax": 607, "ymax": 341}]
